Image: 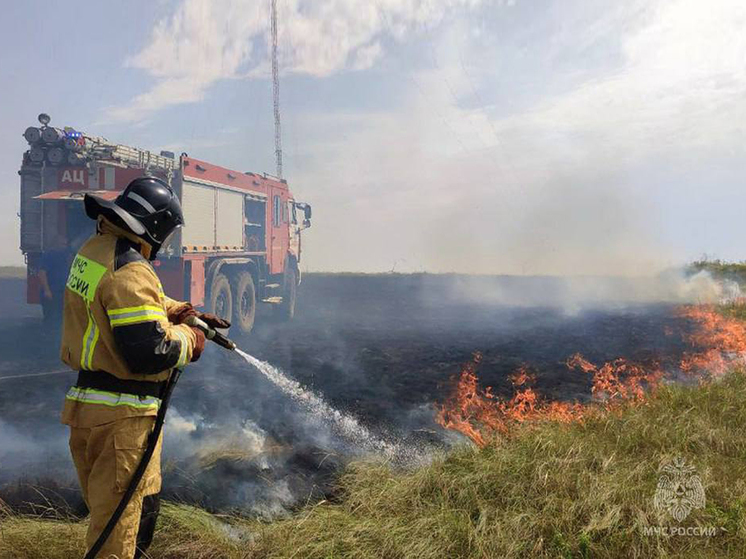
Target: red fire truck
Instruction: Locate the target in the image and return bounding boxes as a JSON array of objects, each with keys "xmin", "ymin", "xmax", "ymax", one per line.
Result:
[{"xmin": 19, "ymin": 114, "xmax": 312, "ymax": 334}]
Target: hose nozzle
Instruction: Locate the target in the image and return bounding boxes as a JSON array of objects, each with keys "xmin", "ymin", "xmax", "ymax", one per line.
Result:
[{"xmin": 185, "ymin": 316, "xmax": 237, "ymax": 351}]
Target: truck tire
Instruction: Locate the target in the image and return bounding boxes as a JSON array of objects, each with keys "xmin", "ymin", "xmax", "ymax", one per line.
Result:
[
  {"xmin": 209, "ymin": 273, "xmax": 232, "ymax": 324},
  {"xmin": 233, "ymin": 271, "xmax": 256, "ymax": 334},
  {"xmin": 276, "ymin": 265, "xmax": 297, "ymax": 321}
]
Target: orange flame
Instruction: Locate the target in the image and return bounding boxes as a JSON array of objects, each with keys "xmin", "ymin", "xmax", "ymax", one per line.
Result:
[
  {"xmin": 436, "ymin": 355, "xmax": 584, "ymax": 447},
  {"xmin": 437, "ymin": 303, "xmax": 746, "ymax": 446},
  {"xmin": 566, "ymin": 354, "xmax": 663, "ymax": 402},
  {"xmin": 678, "ymin": 305, "xmax": 746, "ymax": 377}
]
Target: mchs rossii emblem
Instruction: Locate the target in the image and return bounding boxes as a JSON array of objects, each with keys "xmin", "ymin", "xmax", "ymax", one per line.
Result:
[{"xmin": 654, "ymin": 457, "xmax": 705, "ymax": 522}]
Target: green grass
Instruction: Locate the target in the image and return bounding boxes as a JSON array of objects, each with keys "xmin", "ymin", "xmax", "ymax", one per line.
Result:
[
  {"xmin": 3, "ymin": 372, "xmax": 746, "ymax": 558},
  {"xmin": 689, "ymin": 259, "xmax": 746, "ymax": 285},
  {"xmin": 0, "ymin": 502, "xmax": 246, "ymax": 559},
  {"xmin": 718, "ymin": 301, "xmax": 746, "ymax": 322}
]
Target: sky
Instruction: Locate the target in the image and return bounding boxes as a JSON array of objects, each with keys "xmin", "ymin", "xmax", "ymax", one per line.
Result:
[{"xmin": 1, "ymin": 0, "xmax": 745, "ymax": 274}]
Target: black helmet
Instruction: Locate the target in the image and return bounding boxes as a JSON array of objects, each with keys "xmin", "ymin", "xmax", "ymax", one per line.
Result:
[{"xmin": 84, "ymin": 176, "xmax": 184, "ymax": 258}]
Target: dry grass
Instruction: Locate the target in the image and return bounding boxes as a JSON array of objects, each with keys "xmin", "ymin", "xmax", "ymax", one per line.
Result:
[
  {"xmin": 245, "ymin": 372, "xmax": 746, "ymax": 558},
  {"xmin": 0, "ymin": 512, "xmax": 87, "ymax": 558},
  {"xmin": 0, "ymin": 503, "xmax": 247, "ymax": 559},
  {"xmin": 3, "ymin": 374, "xmax": 746, "ymax": 558}
]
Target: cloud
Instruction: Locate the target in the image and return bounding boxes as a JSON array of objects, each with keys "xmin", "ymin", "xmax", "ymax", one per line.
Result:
[
  {"xmin": 100, "ymin": 0, "xmax": 746, "ymax": 274},
  {"xmin": 105, "ymin": 0, "xmax": 491, "ymax": 123},
  {"xmin": 292, "ymin": 0, "xmax": 746, "ymax": 274},
  {"xmin": 500, "ymin": 0, "xmax": 746, "ymax": 165}
]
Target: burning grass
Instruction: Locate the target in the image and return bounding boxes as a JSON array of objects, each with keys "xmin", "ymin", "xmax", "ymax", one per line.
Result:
[
  {"xmin": 437, "ymin": 304, "xmax": 746, "ymax": 447},
  {"xmin": 4, "ymin": 304, "xmax": 746, "ymax": 558},
  {"xmin": 435, "ymin": 355, "xmax": 587, "ymax": 447},
  {"xmin": 246, "ymin": 368, "xmax": 746, "ymax": 558},
  {"xmin": 4, "ymin": 370, "xmax": 746, "ymax": 558}
]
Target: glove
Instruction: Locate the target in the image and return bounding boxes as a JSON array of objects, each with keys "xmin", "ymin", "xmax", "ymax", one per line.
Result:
[
  {"xmin": 169, "ymin": 303, "xmax": 197, "ymax": 325},
  {"xmin": 189, "ymin": 326, "xmax": 206, "ymax": 362},
  {"xmin": 197, "ymin": 312, "xmax": 231, "ymax": 329},
  {"xmin": 169, "ymin": 304, "xmax": 230, "ymax": 329}
]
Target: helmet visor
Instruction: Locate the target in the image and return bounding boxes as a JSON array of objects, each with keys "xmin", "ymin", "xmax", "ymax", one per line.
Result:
[{"xmin": 159, "ymin": 225, "xmax": 181, "ymax": 251}]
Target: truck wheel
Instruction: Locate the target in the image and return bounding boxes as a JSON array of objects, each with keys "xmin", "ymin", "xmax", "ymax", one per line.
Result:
[
  {"xmin": 209, "ymin": 273, "xmax": 232, "ymax": 324},
  {"xmin": 276, "ymin": 265, "xmax": 297, "ymax": 321},
  {"xmin": 233, "ymin": 272, "xmax": 256, "ymax": 334}
]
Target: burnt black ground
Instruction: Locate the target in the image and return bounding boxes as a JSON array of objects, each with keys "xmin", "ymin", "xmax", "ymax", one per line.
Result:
[{"xmin": 0, "ymin": 274, "xmax": 695, "ymax": 515}]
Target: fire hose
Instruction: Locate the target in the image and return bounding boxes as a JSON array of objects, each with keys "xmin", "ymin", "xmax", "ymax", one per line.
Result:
[{"xmin": 84, "ymin": 317, "xmax": 235, "ymax": 559}]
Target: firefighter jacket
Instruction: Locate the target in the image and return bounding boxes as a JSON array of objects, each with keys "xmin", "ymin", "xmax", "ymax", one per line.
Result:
[{"xmin": 61, "ymin": 218, "xmax": 198, "ymax": 428}]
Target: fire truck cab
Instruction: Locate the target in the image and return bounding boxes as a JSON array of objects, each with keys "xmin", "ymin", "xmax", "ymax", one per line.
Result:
[{"xmin": 19, "ymin": 114, "xmax": 312, "ymax": 334}]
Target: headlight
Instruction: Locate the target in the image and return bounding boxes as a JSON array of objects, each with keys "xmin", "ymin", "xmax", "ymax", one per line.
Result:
[
  {"xmin": 42, "ymin": 127, "xmax": 64, "ymax": 144},
  {"xmin": 29, "ymin": 147, "xmax": 45, "ymax": 163},
  {"xmin": 24, "ymin": 127, "xmax": 42, "ymax": 144},
  {"xmin": 47, "ymin": 147, "xmax": 65, "ymax": 165}
]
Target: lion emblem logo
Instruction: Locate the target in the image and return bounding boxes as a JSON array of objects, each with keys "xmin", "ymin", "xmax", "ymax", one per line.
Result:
[{"xmin": 654, "ymin": 457, "xmax": 705, "ymax": 522}]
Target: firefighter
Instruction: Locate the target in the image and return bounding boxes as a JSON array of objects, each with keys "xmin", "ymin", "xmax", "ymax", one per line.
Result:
[
  {"xmin": 60, "ymin": 177, "xmax": 229, "ymax": 558},
  {"xmin": 38, "ymin": 235, "xmax": 75, "ymax": 321},
  {"xmin": 39, "ymin": 227, "xmax": 90, "ymax": 323}
]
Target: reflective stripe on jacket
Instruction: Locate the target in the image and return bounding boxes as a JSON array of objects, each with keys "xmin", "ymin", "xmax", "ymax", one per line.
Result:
[{"xmin": 65, "ymin": 387, "xmax": 161, "ymax": 411}]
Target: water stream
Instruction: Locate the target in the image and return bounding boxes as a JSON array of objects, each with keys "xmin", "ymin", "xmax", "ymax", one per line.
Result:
[{"xmin": 235, "ymin": 348, "xmax": 406, "ymax": 460}]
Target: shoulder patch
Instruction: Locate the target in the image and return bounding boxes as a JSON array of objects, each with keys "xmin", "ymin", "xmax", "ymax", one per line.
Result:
[
  {"xmin": 114, "ymin": 238, "xmax": 147, "ymax": 271},
  {"xmin": 66, "ymin": 253, "xmax": 107, "ymax": 303}
]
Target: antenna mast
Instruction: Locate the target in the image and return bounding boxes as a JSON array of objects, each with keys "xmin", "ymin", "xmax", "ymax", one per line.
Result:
[{"xmin": 270, "ymin": 0, "xmax": 283, "ymax": 179}]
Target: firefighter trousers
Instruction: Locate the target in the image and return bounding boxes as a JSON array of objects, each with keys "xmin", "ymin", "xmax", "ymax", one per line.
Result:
[{"xmin": 69, "ymin": 415, "xmax": 163, "ymax": 559}]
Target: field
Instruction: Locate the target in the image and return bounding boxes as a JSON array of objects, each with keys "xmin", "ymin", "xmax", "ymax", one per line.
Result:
[
  {"xmin": 0, "ymin": 267, "xmax": 25, "ymax": 279},
  {"xmin": 1, "ymin": 272, "xmax": 744, "ymax": 557},
  {"xmin": 3, "ymin": 368, "xmax": 745, "ymax": 558}
]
